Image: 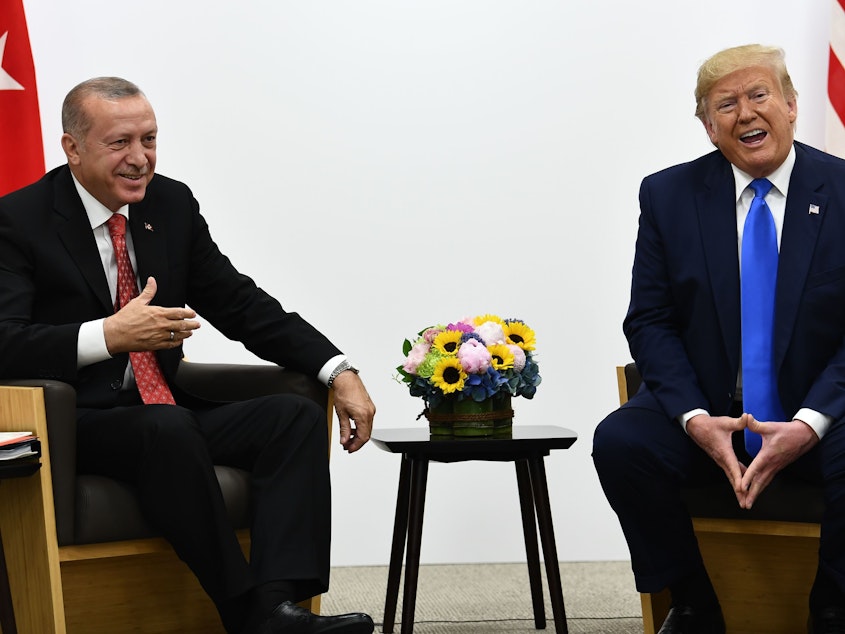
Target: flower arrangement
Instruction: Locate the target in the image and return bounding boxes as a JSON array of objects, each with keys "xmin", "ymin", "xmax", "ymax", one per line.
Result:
[{"xmin": 397, "ymin": 314, "xmax": 541, "ymax": 411}]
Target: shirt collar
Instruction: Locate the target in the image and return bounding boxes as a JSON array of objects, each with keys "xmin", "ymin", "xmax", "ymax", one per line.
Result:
[
  {"xmin": 70, "ymin": 172, "xmax": 130, "ymax": 230},
  {"xmin": 731, "ymin": 144, "xmax": 796, "ymax": 203}
]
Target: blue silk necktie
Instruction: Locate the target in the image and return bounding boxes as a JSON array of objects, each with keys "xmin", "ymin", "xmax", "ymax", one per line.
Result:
[{"xmin": 741, "ymin": 178, "xmax": 785, "ymax": 455}]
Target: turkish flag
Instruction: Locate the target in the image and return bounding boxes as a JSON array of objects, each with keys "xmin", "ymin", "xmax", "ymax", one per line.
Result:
[{"xmin": 0, "ymin": 0, "xmax": 44, "ymax": 196}]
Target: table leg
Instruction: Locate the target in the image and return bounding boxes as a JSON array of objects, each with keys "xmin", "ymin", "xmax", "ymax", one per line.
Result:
[
  {"xmin": 516, "ymin": 460, "xmax": 546, "ymax": 629},
  {"xmin": 400, "ymin": 457, "xmax": 429, "ymax": 634},
  {"xmin": 529, "ymin": 456, "xmax": 568, "ymax": 633},
  {"xmin": 0, "ymin": 521, "xmax": 18, "ymax": 634},
  {"xmin": 383, "ymin": 455, "xmax": 413, "ymax": 634}
]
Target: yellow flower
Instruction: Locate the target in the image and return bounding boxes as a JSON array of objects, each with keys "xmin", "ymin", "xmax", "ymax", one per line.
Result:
[
  {"xmin": 504, "ymin": 321, "xmax": 536, "ymax": 351},
  {"xmin": 487, "ymin": 344, "xmax": 515, "ymax": 370},
  {"xmin": 431, "ymin": 357, "xmax": 467, "ymax": 393},
  {"xmin": 433, "ymin": 330, "xmax": 462, "ymax": 355},
  {"xmin": 473, "ymin": 314, "xmax": 505, "ymax": 327}
]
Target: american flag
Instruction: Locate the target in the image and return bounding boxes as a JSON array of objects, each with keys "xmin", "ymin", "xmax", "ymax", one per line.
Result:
[{"xmin": 828, "ymin": 0, "xmax": 845, "ymax": 158}]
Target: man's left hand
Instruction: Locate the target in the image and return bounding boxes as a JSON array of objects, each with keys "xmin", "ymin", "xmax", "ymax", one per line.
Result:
[
  {"xmin": 331, "ymin": 371, "xmax": 376, "ymax": 453},
  {"xmin": 739, "ymin": 417, "xmax": 818, "ymax": 509}
]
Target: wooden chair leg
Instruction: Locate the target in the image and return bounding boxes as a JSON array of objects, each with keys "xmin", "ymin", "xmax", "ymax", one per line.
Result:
[{"xmin": 640, "ymin": 589, "xmax": 670, "ymax": 634}]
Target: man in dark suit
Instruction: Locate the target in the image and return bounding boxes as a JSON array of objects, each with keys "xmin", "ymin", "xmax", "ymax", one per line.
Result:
[
  {"xmin": 593, "ymin": 44, "xmax": 845, "ymax": 634},
  {"xmin": 0, "ymin": 77, "xmax": 376, "ymax": 634}
]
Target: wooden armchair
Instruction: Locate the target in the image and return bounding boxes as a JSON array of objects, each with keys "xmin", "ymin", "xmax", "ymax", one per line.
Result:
[
  {"xmin": 616, "ymin": 363, "xmax": 823, "ymax": 634},
  {"xmin": 0, "ymin": 361, "xmax": 332, "ymax": 634}
]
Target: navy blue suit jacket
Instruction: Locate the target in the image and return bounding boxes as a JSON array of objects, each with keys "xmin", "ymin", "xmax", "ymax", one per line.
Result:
[
  {"xmin": 624, "ymin": 141, "xmax": 845, "ymax": 426},
  {"xmin": 0, "ymin": 165, "xmax": 341, "ymax": 408}
]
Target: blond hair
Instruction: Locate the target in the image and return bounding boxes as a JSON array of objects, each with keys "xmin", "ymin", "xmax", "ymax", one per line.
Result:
[{"xmin": 694, "ymin": 44, "xmax": 797, "ymax": 121}]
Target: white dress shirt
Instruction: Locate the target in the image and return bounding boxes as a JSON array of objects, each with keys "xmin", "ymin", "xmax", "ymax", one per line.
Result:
[{"xmin": 678, "ymin": 146, "xmax": 830, "ymax": 439}]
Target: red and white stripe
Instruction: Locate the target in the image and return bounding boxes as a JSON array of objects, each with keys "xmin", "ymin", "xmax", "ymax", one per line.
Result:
[{"xmin": 827, "ymin": 0, "xmax": 845, "ymax": 157}]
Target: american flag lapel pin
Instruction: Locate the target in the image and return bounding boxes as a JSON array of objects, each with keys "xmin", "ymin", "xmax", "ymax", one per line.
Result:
[
  {"xmin": 809, "ymin": 204, "xmax": 820, "ymax": 215},
  {"xmin": 144, "ymin": 222, "xmax": 154, "ymax": 231}
]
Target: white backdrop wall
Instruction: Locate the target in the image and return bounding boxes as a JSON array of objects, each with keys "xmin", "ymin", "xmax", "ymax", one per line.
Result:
[{"xmin": 21, "ymin": 1, "xmax": 832, "ymax": 567}]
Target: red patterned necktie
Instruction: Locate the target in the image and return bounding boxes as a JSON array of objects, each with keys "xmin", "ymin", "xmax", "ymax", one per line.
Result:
[{"xmin": 107, "ymin": 214, "xmax": 176, "ymax": 405}]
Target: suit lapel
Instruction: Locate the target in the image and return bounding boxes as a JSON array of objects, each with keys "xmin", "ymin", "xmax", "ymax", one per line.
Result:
[
  {"xmin": 774, "ymin": 144, "xmax": 826, "ymax": 368},
  {"xmin": 53, "ymin": 168, "xmax": 114, "ymax": 314},
  {"xmin": 697, "ymin": 156, "xmax": 742, "ymax": 376},
  {"xmin": 128, "ymin": 187, "xmax": 169, "ymax": 302}
]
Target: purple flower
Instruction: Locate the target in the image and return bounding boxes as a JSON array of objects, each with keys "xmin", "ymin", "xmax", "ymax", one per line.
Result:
[{"xmin": 448, "ymin": 321, "xmax": 474, "ymax": 333}]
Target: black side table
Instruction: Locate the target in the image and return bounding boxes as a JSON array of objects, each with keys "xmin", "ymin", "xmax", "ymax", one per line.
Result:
[
  {"xmin": 372, "ymin": 425, "xmax": 578, "ymax": 634},
  {"xmin": 0, "ymin": 457, "xmax": 42, "ymax": 634}
]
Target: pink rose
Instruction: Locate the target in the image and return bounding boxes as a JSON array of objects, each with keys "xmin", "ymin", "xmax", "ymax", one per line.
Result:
[
  {"xmin": 422, "ymin": 328, "xmax": 442, "ymax": 344},
  {"xmin": 403, "ymin": 341, "xmax": 431, "ymax": 374}
]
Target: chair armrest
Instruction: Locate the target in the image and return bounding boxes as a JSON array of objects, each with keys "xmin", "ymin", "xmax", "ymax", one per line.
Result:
[
  {"xmin": 0, "ymin": 379, "xmax": 78, "ymax": 546},
  {"xmin": 174, "ymin": 361, "xmax": 329, "ymax": 409}
]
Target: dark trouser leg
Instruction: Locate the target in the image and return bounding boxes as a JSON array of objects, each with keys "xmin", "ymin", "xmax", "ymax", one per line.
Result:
[
  {"xmin": 196, "ymin": 394, "xmax": 331, "ymax": 601},
  {"xmin": 790, "ymin": 419, "xmax": 845, "ymax": 607},
  {"xmin": 77, "ymin": 394, "xmax": 330, "ymax": 632},
  {"xmin": 77, "ymin": 404, "xmax": 253, "ymax": 606},
  {"xmin": 592, "ymin": 405, "xmax": 724, "ymax": 593}
]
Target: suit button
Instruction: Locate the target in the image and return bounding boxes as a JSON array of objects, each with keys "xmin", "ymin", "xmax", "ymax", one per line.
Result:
[{"xmin": 110, "ymin": 380, "xmax": 123, "ymax": 390}]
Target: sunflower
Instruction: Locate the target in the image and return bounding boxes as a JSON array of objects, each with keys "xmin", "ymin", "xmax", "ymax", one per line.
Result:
[
  {"xmin": 433, "ymin": 330, "xmax": 463, "ymax": 355},
  {"xmin": 431, "ymin": 357, "xmax": 467, "ymax": 394},
  {"xmin": 504, "ymin": 320, "xmax": 536, "ymax": 351},
  {"xmin": 473, "ymin": 314, "xmax": 505, "ymax": 327},
  {"xmin": 487, "ymin": 344, "xmax": 515, "ymax": 370}
]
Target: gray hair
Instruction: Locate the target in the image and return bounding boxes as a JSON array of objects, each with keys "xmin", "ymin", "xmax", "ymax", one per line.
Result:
[{"xmin": 61, "ymin": 77, "xmax": 145, "ymax": 139}]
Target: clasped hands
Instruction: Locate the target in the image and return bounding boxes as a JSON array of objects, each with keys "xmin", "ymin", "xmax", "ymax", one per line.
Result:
[
  {"xmin": 103, "ymin": 277, "xmax": 200, "ymax": 355},
  {"xmin": 686, "ymin": 411, "xmax": 819, "ymax": 509}
]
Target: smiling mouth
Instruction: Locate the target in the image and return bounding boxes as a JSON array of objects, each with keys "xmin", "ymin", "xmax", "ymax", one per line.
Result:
[{"xmin": 740, "ymin": 129, "xmax": 767, "ymax": 144}]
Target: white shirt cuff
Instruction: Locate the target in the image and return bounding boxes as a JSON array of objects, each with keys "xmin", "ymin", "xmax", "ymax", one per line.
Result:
[
  {"xmin": 678, "ymin": 408, "xmax": 709, "ymax": 434},
  {"xmin": 794, "ymin": 408, "xmax": 832, "ymax": 439},
  {"xmin": 77, "ymin": 319, "xmax": 112, "ymax": 368},
  {"xmin": 317, "ymin": 354, "xmax": 347, "ymax": 387}
]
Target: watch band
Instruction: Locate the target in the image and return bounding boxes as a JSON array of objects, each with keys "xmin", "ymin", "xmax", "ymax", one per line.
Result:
[{"xmin": 328, "ymin": 360, "xmax": 359, "ymax": 388}]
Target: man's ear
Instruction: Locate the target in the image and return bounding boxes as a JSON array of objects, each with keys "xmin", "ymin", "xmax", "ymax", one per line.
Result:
[
  {"xmin": 787, "ymin": 96, "xmax": 798, "ymax": 125},
  {"xmin": 61, "ymin": 133, "xmax": 82, "ymax": 165},
  {"xmin": 701, "ymin": 117, "xmax": 719, "ymax": 147}
]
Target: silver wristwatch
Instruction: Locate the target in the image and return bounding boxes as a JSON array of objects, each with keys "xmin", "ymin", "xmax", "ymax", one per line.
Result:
[{"xmin": 328, "ymin": 360, "xmax": 359, "ymax": 388}]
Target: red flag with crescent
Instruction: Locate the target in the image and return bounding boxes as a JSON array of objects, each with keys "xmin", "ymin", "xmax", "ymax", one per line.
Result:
[{"xmin": 0, "ymin": 0, "xmax": 44, "ymax": 196}]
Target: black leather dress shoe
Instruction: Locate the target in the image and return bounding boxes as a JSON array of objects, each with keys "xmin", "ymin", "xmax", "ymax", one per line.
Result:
[
  {"xmin": 658, "ymin": 605, "xmax": 726, "ymax": 634},
  {"xmin": 252, "ymin": 601, "xmax": 374, "ymax": 634},
  {"xmin": 809, "ymin": 606, "xmax": 845, "ymax": 633}
]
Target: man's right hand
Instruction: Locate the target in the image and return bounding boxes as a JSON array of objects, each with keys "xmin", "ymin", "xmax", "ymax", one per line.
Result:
[
  {"xmin": 685, "ymin": 412, "xmax": 749, "ymax": 506},
  {"xmin": 103, "ymin": 276, "xmax": 200, "ymax": 354}
]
